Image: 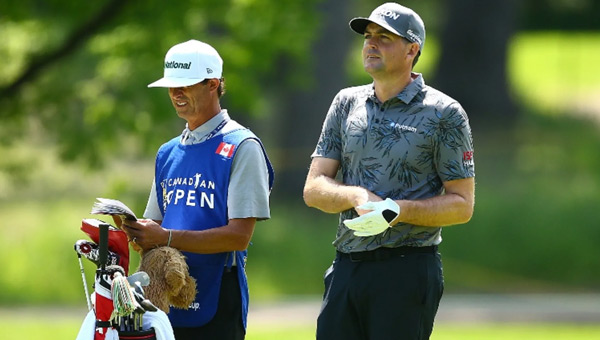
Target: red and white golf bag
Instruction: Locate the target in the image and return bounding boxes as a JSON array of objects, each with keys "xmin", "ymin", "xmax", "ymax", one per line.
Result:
[{"xmin": 75, "ymin": 219, "xmax": 164, "ymax": 340}]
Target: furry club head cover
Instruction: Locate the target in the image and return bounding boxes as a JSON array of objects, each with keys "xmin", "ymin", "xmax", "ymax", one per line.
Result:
[{"xmin": 138, "ymin": 246, "xmax": 197, "ymax": 313}]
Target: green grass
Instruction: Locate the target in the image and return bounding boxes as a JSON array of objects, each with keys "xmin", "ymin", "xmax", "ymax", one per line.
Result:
[
  {"xmin": 247, "ymin": 326, "xmax": 316, "ymax": 340},
  {"xmin": 431, "ymin": 323, "xmax": 600, "ymax": 340},
  {"xmin": 1, "ymin": 314, "xmax": 599, "ymax": 340},
  {"xmin": 1, "ymin": 319, "xmax": 81, "ymax": 340}
]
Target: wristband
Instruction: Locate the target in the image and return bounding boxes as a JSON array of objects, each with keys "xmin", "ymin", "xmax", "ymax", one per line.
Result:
[{"xmin": 167, "ymin": 229, "xmax": 173, "ymax": 247}]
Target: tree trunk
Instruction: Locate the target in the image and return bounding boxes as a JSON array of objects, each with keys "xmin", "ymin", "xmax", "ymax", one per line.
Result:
[
  {"xmin": 432, "ymin": 0, "xmax": 519, "ymax": 130},
  {"xmin": 266, "ymin": 0, "xmax": 356, "ymax": 200}
]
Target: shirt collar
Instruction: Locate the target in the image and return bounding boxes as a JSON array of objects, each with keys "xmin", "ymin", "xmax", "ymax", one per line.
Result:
[
  {"xmin": 367, "ymin": 72, "xmax": 425, "ymax": 105},
  {"xmin": 397, "ymin": 73, "xmax": 424, "ymax": 104},
  {"xmin": 181, "ymin": 109, "xmax": 230, "ymax": 145}
]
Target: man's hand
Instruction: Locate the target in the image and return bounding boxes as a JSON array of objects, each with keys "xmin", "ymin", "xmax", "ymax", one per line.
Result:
[
  {"xmin": 343, "ymin": 198, "xmax": 400, "ymax": 236},
  {"xmin": 122, "ymin": 219, "xmax": 169, "ymax": 252}
]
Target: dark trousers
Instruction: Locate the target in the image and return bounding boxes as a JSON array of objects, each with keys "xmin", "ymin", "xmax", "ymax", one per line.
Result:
[
  {"xmin": 316, "ymin": 248, "xmax": 444, "ymax": 340},
  {"xmin": 173, "ymin": 269, "xmax": 245, "ymax": 340}
]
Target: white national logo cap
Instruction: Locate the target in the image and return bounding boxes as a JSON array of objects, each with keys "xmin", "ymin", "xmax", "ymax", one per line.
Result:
[{"xmin": 148, "ymin": 39, "xmax": 223, "ymax": 88}]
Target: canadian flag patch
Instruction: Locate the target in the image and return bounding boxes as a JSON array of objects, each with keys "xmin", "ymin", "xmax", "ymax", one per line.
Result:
[{"xmin": 216, "ymin": 142, "xmax": 235, "ymax": 158}]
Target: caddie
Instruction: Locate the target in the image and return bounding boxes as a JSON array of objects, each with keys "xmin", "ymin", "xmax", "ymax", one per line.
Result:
[{"xmin": 122, "ymin": 39, "xmax": 274, "ymax": 340}]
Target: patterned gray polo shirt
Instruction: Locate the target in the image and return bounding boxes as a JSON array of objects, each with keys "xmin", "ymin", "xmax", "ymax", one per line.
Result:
[{"xmin": 312, "ymin": 73, "xmax": 475, "ymax": 253}]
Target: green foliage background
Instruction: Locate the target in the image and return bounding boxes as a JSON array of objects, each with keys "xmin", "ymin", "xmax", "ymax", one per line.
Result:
[
  {"xmin": 0, "ymin": 0, "xmax": 320, "ymax": 165},
  {"xmin": 1, "ymin": 0, "xmax": 600, "ymax": 308}
]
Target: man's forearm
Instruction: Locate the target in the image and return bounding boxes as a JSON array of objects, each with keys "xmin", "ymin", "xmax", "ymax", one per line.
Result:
[
  {"xmin": 303, "ymin": 175, "xmax": 370, "ymax": 214},
  {"xmin": 125, "ymin": 218, "xmax": 255, "ymax": 253},
  {"xmin": 394, "ymin": 193, "xmax": 474, "ymax": 227},
  {"xmin": 170, "ymin": 218, "xmax": 256, "ymax": 254}
]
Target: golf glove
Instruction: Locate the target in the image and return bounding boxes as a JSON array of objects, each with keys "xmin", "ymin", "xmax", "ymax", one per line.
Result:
[{"xmin": 343, "ymin": 198, "xmax": 400, "ymax": 236}]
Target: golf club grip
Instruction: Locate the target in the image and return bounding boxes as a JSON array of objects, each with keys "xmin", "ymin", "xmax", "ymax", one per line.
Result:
[{"xmin": 98, "ymin": 223, "xmax": 109, "ymax": 267}]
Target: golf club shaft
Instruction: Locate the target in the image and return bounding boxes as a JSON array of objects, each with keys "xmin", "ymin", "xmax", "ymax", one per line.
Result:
[{"xmin": 77, "ymin": 254, "xmax": 92, "ymax": 311}]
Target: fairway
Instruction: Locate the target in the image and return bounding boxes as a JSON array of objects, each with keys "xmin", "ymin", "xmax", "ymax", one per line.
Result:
[
  {"xmin": 3, "ymin": 301, "xmax": 600, "ymax": 340},
  {"xmin": 431, "ymin": 323, "xmax": 600, "ymax": 340},
  {"xmin": 248, "ymin": 323, "xmax": 600, "ymax": 340},
  {"xmin": 1, "ymin": 316, "xmax": 599, "ymax": 340}
]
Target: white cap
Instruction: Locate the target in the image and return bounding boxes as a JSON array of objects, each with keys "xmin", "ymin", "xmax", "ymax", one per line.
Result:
[{"xmin": 148, "ymin": 40, "xmax": 223, "ymax": 88}]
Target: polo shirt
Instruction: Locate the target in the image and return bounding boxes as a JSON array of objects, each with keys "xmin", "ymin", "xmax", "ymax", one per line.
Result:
[{"xmin": 312, "ymin": 73, "xmax": 474, "ymax": 252}]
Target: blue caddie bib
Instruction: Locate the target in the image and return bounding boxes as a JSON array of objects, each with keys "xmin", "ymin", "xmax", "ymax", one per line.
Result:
[{"xmin": 154, "ymin": 128, "xmax": 273, "ymax": 328}]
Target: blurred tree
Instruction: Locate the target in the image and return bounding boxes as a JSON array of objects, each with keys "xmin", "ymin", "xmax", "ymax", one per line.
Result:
[
  {"xmin": 430, "ymin": 0, "xmax": 599, "ymax": 130},
  {"xmin": 431, "ymin": 0, "xmax": 520, "ymax": 130},
  {"xmin": 0, "ymin": 0, "xmax": 127, "ymax": 103},
  {"xmin": 264, "ymin": 0, "xmax": 356, "ymax": 197},
  {"xmin": 521, "ymin": 0, "xmax": 600, "ymax": 30},
  {"xmin": 0, "ymin": 0, "xmax": 320, "ymax": 167}
]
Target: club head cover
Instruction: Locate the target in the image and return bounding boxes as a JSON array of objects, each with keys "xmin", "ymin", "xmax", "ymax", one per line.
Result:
[{"xmin": 75, "ymin": 240, "xmax": 121, "ymax": 267}]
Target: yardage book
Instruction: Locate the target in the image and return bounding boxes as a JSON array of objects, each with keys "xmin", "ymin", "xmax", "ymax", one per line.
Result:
[{"xmin": 90, "ymin": 197, "xmax": 138, "ymax": 221}]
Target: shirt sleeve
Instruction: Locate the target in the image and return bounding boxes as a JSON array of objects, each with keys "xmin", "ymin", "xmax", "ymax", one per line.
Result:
[
  {"xmin": 227, "ymin": 139, "xmax": 271, "ymax": 220},
  {"xmin": 311, "ymin": 91, "xmax": 344, "ymax": 160},
  {"xmin": 143, "ymin": 179, "xmax": 163, "ymax": 220},
  {"xmin": 435, "ymin": 103, "xmax": 475, "ymax": 181}
]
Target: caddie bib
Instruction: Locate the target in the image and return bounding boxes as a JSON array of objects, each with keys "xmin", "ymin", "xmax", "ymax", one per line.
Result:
[{"xmin": 154, "ymin": 128, "xmax": 273, "ymax": 328}]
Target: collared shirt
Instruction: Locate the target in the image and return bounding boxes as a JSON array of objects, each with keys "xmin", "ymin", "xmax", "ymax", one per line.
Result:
[
  {"xmin": 312, "ymin": 73, "xmax": 475, "ymax": 252},
  {"xmin": 180, "ymin": 111, "xmax": 231, "ymax": 145},
  {"xmin": 144, "ymin": 110, "xmax": 271, "ymax": 221}
]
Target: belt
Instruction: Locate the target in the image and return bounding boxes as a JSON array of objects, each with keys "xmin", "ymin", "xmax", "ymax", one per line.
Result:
[{"xmin": 337, "ymin": 245, "xmax": 438, "ymax": 262}]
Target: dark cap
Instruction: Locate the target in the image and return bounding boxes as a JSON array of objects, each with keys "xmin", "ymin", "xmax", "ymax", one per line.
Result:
[{"xmin": 349, "ymin": 2, "xmax": 426, "ymax": 51}]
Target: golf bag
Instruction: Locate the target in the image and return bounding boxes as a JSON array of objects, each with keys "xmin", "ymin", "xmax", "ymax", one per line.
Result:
[{"xmin": 75, "ymin": 220, "xmax": 169, "ymax": 340}]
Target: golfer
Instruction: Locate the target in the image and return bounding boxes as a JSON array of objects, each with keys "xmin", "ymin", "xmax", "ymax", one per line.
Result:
[
  {"xmin": 123, "ymin": 39, "xmax": 274, "ymax": 340},
  {"xmin": 303, "ymin": 3, "xmax": 475, "ymax": 339}
]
